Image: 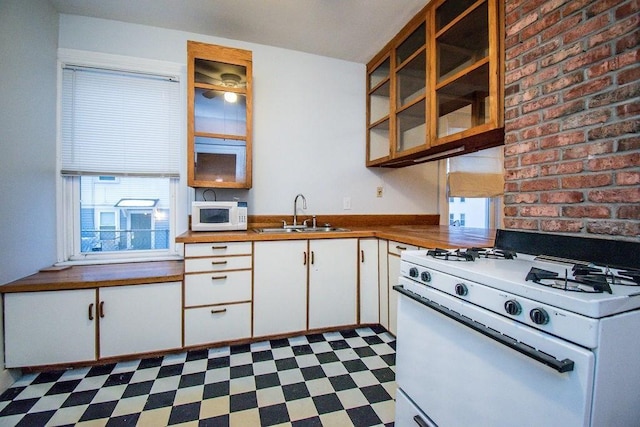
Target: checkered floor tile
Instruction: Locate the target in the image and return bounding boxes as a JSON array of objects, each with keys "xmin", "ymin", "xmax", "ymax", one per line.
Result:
[{"xmin": 0, "ymin": 326, "xmax": 396, "ymax": 426}]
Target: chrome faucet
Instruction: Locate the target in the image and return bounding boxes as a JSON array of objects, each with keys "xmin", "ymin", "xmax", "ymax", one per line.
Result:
[{"xmin": 293, "ymin": 193, "xmax": 307, "ymax": 227}]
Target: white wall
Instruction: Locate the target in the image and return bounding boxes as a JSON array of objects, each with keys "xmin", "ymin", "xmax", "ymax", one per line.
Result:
[
  {"xmin": 0, "ymin": 0, "xmax": 59, "ymax": 390},
  {"xmin": 58, "ymin": 15, "xmax": 440, "ymax": 226}
]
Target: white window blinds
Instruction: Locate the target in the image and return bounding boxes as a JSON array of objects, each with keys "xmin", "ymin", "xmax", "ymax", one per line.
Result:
[
  {"xmin": 61, "ymin": 67, "xmax": 180, "ymax": 177},
  {"xmin": 447, "ymin": 146, "xmax": 505, "ymax": 197}
]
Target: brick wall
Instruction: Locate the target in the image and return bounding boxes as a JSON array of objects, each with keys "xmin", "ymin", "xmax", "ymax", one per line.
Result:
[{"xmin": 503, "ymin": 0, "xmax": 639, "ymax": 240}]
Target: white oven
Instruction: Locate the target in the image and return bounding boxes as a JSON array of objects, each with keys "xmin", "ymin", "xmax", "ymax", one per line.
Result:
[
  {"xmin": 394, "ymin": 236, "xmax": 640, "ymax": 427},
  {"xmin": 396, "ymin": 276, "xmax": 595, "ymax": 426}
]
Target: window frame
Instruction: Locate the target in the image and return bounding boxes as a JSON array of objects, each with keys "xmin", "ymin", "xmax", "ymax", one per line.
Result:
[{"xmin": 56, "ymin": 49, "xmax": 186, "ymax": 264}]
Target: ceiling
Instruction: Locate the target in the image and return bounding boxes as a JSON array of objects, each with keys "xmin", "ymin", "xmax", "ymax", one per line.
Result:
[{"xmin": 49, "ymin": 0, "xmax": 429, "ymax": 63}]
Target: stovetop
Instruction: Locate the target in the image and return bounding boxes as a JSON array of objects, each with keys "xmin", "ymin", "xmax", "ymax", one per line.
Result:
[{"xmin": 401, "ymin": 249, "xmax": 640, "ymax": 318}]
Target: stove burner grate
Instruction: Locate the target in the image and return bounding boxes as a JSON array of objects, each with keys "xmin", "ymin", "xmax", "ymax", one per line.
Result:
[
  {"xmin": 426, "ymin": 247, "xmax": 517, "ymax": 262},
  {"xmin": 525, "ymin": 266, "xmax": 628, "ymax": 294}
]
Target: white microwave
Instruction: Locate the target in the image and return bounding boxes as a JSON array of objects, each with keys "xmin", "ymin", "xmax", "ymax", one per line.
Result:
[{"xmin": 191, "ymin": 201, "xmax": 248, "ymax": 231}]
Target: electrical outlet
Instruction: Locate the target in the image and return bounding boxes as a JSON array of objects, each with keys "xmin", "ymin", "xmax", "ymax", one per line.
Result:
[
  {"xmin": 376, "ymin": 187, "xmax": 383, "ymax": 198},
  {"xmin": 343, "ymin": 197, "xmax": 352, "ymax": 210}
]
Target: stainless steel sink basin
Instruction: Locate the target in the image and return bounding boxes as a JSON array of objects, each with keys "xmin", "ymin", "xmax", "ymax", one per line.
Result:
[{"xmin": 254, "ymin": 227, "xmax": 350, "ymax": 233}]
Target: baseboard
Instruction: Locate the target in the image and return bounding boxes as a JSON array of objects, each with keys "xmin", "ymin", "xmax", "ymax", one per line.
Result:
[{"xmin": 0, "ymin": 367, "xmax": 21, "ymax": 394}]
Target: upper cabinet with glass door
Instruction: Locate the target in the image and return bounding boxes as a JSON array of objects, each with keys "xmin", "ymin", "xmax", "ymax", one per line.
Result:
[
  {"xmin": 366, "ymin": 0, "xmax": 503, "ymax": 167},
  {"xmin": 187, "ymin": 41, "xmax": 253, "ymax": 188}
]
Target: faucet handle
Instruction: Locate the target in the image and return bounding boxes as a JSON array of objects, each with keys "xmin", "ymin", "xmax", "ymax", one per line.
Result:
[
  {"xmin": 312, "ymin": 215, "xmax": 317, "ymax": 228},
  {"xmin": 281, "ymin": 219, "xmax": 287, "ymax": 227},
  {"xmin": 303, "ymin": 219, "xmax": 310, "ymax": 227}
]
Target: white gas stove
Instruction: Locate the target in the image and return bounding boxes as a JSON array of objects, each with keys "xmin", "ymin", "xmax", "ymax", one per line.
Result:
[{"xmin": 394, "ymin": 231, "xmax": 640, "ymax": 427}]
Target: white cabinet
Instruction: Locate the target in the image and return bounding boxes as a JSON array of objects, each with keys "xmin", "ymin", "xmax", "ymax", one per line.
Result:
[
  {"xmin": 183, "ymin": 241, "xmax": 253, "ymax": 347},
  {"xmin": 4, "ymin": 282, "xmax": 182, "ymax": 368},
  {"xmin": 359, "ymin": 238, "xmax": 380, "ymax": 324},
  {"xmin": 4, "ymin": 289, "xmax": 96, "ymax": 368},
  {"xmin": 99, "ymin": 282, "xmax": 182, "ymax": 358},
  {"xmin": 378, "ymin": 240, "xmax": 390, "ymax": 329},
  {"xmin": 308, "ymin": 238, "xmax": 358, "ymax": 329},
  {"xmin": 387, "ymin": 241, "xmax": 419, "ymax": 335},
  {"xmin": 253, "ymin": 240, "xmax": 308, "ymax": 337}
]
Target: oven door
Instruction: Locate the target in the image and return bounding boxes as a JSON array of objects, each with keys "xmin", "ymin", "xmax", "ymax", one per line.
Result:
[{"xmin": 395, "ymin": 278, "xmax": 595, "ymax": 427}]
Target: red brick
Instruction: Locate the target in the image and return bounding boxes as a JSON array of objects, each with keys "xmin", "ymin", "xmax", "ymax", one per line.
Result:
[
  {"xmin": 506, "ymin": 62, "xmax": 539, "ymax": 85},
  {"xmin": 506, "ymin": 87, "xmax": 541, "ymax": 109},
  {"xmin": 562, "ymin": 174, "xmax": 613, "ymax": 188},
  {"xmin": 504, "ymin": 218, "xmax": 539, "ymax": 230},
  {"xmin": 522, "ymin": 94, "xmax": 559, "ymax": 113},
  {"xmin": 563, "ymin": 206, "xmax": 611, "ymax": 218},
  {"xmin": 521, "ymin": 123, "xmax": 561, "ymax": 140},
  {"xmin": 504, "ymin": 181, "xmax": 520, "ymax": 192},
  {"xmin": 540, "ymin": 131, "xmax": 586, "ymax": 148},
  {"xmin": 505, "ymin": 166, "xmax": 539, "ymax": 180},
  {"xmin": 540, "ymin": 0, "xmax": 570, "ymax": 15},
  {"xmin": 589, "ymin": 81, "xmax": 640, "ymax": 107},
  {"xmin": 506, "ymin": 37, "xmax": 539, "ymax": 60},
  {"xmin": 619, "ymin": 136, "xmax": 640, "ymax": 151},
  {"xmin": 541, "ymin": 42, "xmax": 583, "ymax": 67},
  {"xmin": 505, "ymin": 140, "xmax": 539, "ymax": 156},
  {"xmin": 588, "ymin": 187, "xmax": 640, "ymax": 202},
  {"xmin": 589, "ymin": 15, "xmax": 640, "ymax": 48},
  {"xmin": 588, "ymin": 49, "xmax": 640, "ymax": 78},
  {"xmin": 505, "ymin": 193, "xmax": 539, "ymax": 204},
  {"xmin": 540, "ymin": 191, "xmax": 585, "ymax": 203},
  {"xmin": 617, "ymin": 65, "xmax": 640, "ymax": 85},
  {"xmin": 618, "ymin": 205, "xmax": 640, "ymax": 220},
  {"xmin": 542, "ymin": 100, "xmax": 586, "ymax": 121},
  {"xmin": 615, "ymin": 29, "xmax": 640, "ymax": 54},
  {"xmin": 504, "ymin": 107, "xmax": 519, "ymax": 121},
  {"xmin": 505, "ymin": 131, "xmax": 520, "ymax": 144},
  {"xmin": 505, "ymin": 111, "xmax": 540, "ymax": 131},
  {"xmin": 563, "ymin": 109, "xmax": 612, "ymax": 130},
  {"xmin": 540, "ymin": 219, "xmax": 584, "ymax": 232},
  {"xmin": 542, "ymin": 71, "xmax": 584, "ymax": 94},
  {"xmin": 521, "ymin": 150, "xmax": 560, "ymax": 165},
  {"xmin": 521, "ymin": 178, "xmax": 560, "ymax": 191},
  {"xmin": 521, "ymin": 66, "xmax": 561, "ymax": 90},
  {"xmin": 587, "ymin": 152, "xmax": 640, "ymax": 170},
  {"xmin": 616, "ymin": 100, "xmax": 640, "ymax": 118},
  {"xmin": 616, "ymin": 171, "xmax": 640, "ymax": 185},
  {"xmin": 615, "ymin": 0, "xmax": 640, "ymax": 20},
  {"xmin": 564, "ymin": 76, "xmax": 612, "ymax": 101},
  {"xmin": 564, "ymin": 14, "xmax": 611, "ymax": 45},
  {"xmin": 562, "ymin": 141, "xmax": 614, "ymax": 159},
  {"xmin": 588, "ymin": 119, "xmax": 640, "ymax": 140},
  {"xmin": 541, "ymin": 13, "xmax": 582, "ymax": 41},
  {"xmin": 540, "ymin": 160, "xmax": 584, "ymax": 175},
  {"xmin": 587, "ymin": 221, "xmax": 640, "ymax": 237},
  {"xmin": 507, "ymin": 11, "xmax": 540, "ymax": 38},
  {"xmin": 505, "ymin": 34, "xmax": 522, "ymax": 50},
  {"xmin": 522, "ymin": 0, "xmax": 553, "ymax": 14},
  {"xmin": 522, "ymin": 10, "xmax": 563, "ymax": 41},
  {"xmin": 504, "ymin": 206, "xmax": 520, "ymax": 217},
  {"xmin": 563, "ymin": 0, "xmax": 598, "ymax": 17},
  {"xmin": 565, "ymin": 44, "xmax": 612, "ymax": 72},
  {"xmin": 524, "ymin": 39, "xmax": 562, "ymax": 64}
]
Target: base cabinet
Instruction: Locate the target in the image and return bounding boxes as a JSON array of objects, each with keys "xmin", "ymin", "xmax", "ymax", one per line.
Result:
[
  {"xmin": 308, "ymin": 239, "xmax": 358, "ymax": 329},
  {"xmin": 387, "ymin": 241, "xmax": 418, "ymax": 335},
  {"xmin": 359, "ymin": 238, "xmax": 380, "ymax": 324},
  {"xmin": 185, "ymin": 302, "xmax": 252, "ymax": 346},
  {"xmin": 4, "ymin": 289, "xmax": 96, "ymax": 368},
  {"xmin": 99, "ymin": 282, "xmax": 182, "ymax": 358},
  {"xmin": 4, "ymin": 282, "xmax": 182, "ymax": 368},
  {"xmin": 253, "ymin": 240, "xmax": 308, "ymax": 337}
]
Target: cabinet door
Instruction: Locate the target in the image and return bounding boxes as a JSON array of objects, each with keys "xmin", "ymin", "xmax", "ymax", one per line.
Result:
[
  {"xmin": 388, "ymin": 241, "xmax": 419, "ymax": 335},
  {"xmin": 99, "ymin": 282, "xmax": 182, "ymax": 358},
  {"xmin": 359, "ymin": 238, "xmax": 379, "ymax": 324},
  {"xmin": 4, "ymin": 290, "xmax": 96, "ymax": 367},
  {"xmin": 309, "ymin": 238, "xmax": 358, "ymax": 330},
  {"xmin": 254, "ymin": 240, "xmax": 307, "ymax": 337},
  {"xmin": 378, "ymin": 240, "xmax": 389, "ymax": 329}
]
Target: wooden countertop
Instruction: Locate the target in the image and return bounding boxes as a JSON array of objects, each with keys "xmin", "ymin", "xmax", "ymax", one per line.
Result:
[
  {"xmin": 2, "ymin": 219, "xmax": 494, "ymax": 294},
  {"xmin": 0, "ymin": 261, "xmax": 184, "ymax": 294}
]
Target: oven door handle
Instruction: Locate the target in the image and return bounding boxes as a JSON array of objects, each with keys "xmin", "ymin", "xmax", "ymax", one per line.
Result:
[{"xmin": 394, "ymin": 285, "xmax": 575, "ymax": 374}]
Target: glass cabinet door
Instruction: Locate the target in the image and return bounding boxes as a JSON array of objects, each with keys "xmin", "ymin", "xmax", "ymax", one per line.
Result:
[
  {"xmin": 367, "ymin": 57, "xmax": 391, "ymax": 164},
  {"xmin": 188, "ymin": 43, "xmax": 252, "ymax": 188},
  {"xmin": 394, "ymin": 22, "xmax": 427, "ymax": 156},
  {"xmin": 435, "ymin": 0, "xmax": 491, "ymax": 139}
]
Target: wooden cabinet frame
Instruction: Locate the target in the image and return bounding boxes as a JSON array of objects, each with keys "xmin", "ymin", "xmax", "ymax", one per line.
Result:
[
  {"xmin": 187, "ymin": 41, "xmax": 253, "ymax": 188},
  {"xmin": 366, "ymin": 0, "xmax": 504, "ymax": 168}
]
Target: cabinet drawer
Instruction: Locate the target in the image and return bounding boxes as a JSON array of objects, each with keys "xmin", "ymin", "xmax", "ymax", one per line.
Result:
[
  {"xmin": 184, "ymin": 303, "xmax": 251, "ymax": 346},
  {"xmin": 185, "ymin": 255, "xmax": 252, "ymax": 273},
  {"xmin": 185, "ymin": 270, "xmax": 251, "ymax": 306},
  {"xmin": 388, "ymin": 241, "xmax": 418, "ymax": 256},
  {"xmin": 185, "ymin": 242, "xmax": 252, "ymax": 257}
]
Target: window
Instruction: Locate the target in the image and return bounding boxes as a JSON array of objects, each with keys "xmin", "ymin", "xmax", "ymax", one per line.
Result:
[{"xmin": 59, "ymin": 53, "xmax": 182, "ymax": 262}]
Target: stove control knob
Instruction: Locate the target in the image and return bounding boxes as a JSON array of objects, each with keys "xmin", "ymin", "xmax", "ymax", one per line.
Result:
[
  {"xmin": 504, "ymin": 300, "xmax": 522, "ymax": 316},
  {"xmin": 420, "ymin": 271, "xmax": 432, "ymax": 282},
  {"xmin": 454, "ymin": 283, "xmax": 468, "ymax": 296},
  {"xmin": 530, "ymin": 308, "xmax": 549, "ymax": 325},
  {"xmin": 409, "ymin": 267, "xmax": 419, "ymax": 278}
]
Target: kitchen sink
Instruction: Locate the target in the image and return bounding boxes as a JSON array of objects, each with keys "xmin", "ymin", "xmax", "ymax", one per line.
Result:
[{"xmin": 254, "ymin": 227, "xmax": 350, "ymax": 233}]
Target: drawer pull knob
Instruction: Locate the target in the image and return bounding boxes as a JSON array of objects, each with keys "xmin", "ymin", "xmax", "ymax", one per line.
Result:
[
  {"xmin": 211, "ymin": 261, "xmax": 228, "ymax": 265},
  {"xmin": 88, "ymin": 303, "xmax": 94, "ymax": 321},
  {"xmin": 396, "ymin": 245, "xmax": 407, "ymax": 251},
  {"xmin": 211, "ymin": 308, "xmax": 227, "ymax": 314},
  {"xmin": 211, "ymin": 275, "xmax": 228, "ymax": 281},
  {"xmin": 99, "ymin": 301, "xmax": 105, "ymax": 318},
  {"xmin": 361, "ymin": 250, "xmax": 365, "ymax": 263},
  {"xmin": 211, "ymin": 245, "xmax": 228, "ymax": 250}
]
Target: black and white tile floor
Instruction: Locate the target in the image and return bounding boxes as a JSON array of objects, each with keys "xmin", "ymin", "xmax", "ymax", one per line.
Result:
[{"xmin": 0, "ymin": 326, "xmax": 396, "ymax": 426}]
